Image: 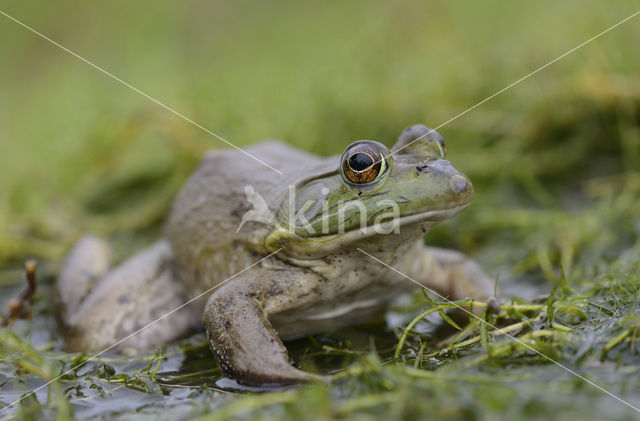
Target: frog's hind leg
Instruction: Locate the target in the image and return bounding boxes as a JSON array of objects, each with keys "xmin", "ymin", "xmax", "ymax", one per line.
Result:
[
  {"xmin": 57, "ymin": 237, "xmax": 196, "ymax": 352},
  {"xmin": 57, "ymin": 236, "xmax": 111, "ymax": 324}
]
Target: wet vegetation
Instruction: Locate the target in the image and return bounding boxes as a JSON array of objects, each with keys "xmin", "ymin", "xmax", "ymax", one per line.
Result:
[{"xmin": 1, "ymin": 1, "xmax": 640, "ymax": 419}]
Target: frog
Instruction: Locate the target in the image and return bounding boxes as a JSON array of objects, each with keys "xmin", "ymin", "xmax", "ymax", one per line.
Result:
[{"xmin": 56, "ymin": 124, "xmax": 494, "ymax": 386}]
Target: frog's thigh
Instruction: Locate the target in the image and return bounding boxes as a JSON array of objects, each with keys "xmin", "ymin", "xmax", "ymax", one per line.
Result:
[
  {"xmin": 203, "ymin": 268, "xmax": 322, "ymax": 386},
  {"xmin": 57, "ymin": 235, "xmax": 112, "ymax": 323},
  {"xmin": 63, "ymin": 240, "xmax": 196, "ymax": 352},
  {"xmin": 398, "ymin": 246, "xmax": 496, "ymax": 301}
]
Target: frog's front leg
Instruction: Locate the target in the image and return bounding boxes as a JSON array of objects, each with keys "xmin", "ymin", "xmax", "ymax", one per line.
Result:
[
  {"xmin": 396, "ymin": 243, "xmax": 497, "ymax": 301},
  {"xmin": 203, "ymin": 267, "xmax": 324, "ymax": 386}
]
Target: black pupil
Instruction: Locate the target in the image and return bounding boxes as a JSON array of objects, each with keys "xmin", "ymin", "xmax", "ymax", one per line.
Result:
[{"xmin": 349, "ymin": 153, "xmax": 374, "ymax": 171}]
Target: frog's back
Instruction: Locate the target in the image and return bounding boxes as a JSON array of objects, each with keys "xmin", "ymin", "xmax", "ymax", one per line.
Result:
[{"xmin": 166, "ymin": 140, "xmax": 326, "ymax": 296}]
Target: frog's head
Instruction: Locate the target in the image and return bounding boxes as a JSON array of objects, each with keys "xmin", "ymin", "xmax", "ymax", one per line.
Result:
[{"xmin": 265, "ymin": 125, "xmax": 473, "ymax": 259}]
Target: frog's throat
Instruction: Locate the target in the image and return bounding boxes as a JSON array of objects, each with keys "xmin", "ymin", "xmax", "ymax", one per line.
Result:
[{"xmin": 265, "ymin": 203, "xmax": 469, "ymax": 256}]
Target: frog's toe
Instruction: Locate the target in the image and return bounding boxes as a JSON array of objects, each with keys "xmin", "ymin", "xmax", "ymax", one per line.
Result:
[{"xmin": 233, "ymin": 363, "xmax": 323, "ymax": 387}]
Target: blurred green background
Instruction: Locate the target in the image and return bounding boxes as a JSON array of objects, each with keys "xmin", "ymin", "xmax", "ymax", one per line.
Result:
[{"xmin": 1, "ymin": 1, "xmax": 640, "ymax": 420}]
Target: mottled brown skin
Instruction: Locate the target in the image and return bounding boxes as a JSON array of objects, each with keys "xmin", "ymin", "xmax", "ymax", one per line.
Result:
[{"xmin": 57, "ymin": 125, "xmax": 495, "ymax": 386}]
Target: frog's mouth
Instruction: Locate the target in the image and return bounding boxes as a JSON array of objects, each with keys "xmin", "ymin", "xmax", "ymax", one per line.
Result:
[
  {"xmin": 318, "ymin": 202, "xmax": 470, "ymax": 240},
  {"xmin": 267, "ymin": 203, "xmax": 469, "ymax": 260}
]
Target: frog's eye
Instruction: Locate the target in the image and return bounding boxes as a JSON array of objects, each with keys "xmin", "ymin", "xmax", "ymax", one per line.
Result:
[
  {"xmin": 426, "ymin": 134, "xmax": 446, "ymax": 158},
  {"xmin": 340, "ymin": 141, "xmax": 388, "ymax": 185}
]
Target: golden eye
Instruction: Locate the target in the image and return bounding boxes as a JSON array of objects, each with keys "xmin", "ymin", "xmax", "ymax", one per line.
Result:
[
  {"xmin": 340, "ymin": 141, "xmax": 388, "ymax": 185},
  {"xmin": 429, "ymin": 135, "xmax": 446, "ymax": 158}
]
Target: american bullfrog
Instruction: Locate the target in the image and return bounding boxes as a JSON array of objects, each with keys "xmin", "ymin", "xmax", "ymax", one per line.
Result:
[{"xmin": 57, "ymin": 124, "xmax": 494, "ymax": 386}]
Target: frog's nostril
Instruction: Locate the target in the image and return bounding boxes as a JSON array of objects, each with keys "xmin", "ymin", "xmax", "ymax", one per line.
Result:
[
  {"xmin": 452, "ymin": 177, "xmax": 468, "ymax": 193},
  {"xmin": 415, "ymin": 161, "xmax": 430, "ymax": 175}
]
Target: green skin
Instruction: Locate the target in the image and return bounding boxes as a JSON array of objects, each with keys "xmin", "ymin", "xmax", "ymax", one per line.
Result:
[{"xmin": 57, "ymin": 124, "xmax": 494, "ymax": 386}]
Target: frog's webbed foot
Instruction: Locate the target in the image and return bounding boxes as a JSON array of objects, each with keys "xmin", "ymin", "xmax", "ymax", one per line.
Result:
[{"xmin": 203, "ymin": 271, "xmax": 323, "ymax": 386}]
